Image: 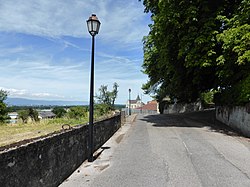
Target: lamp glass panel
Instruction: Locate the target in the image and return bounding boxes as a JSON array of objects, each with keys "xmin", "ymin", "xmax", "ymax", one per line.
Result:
[
  {"xmin": 92, "ymin": 21, "xmax": 98, "ymax": 32},
  {"xmin": 96, "ymin": 22, "xmax": 100, "ymax": 33},
  {"xmin": 87, "ymin": 21, "xmax": 92, "ymax": 32}
]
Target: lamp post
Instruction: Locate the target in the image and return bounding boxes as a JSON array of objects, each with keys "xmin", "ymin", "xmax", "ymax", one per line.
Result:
[
  {"xmin": 128, "ymin": 89, "xmax": 131, "ymax": 115},
  {"xmin": 141, "ymin": 94, "xmax": 143, "ymax": 114},
  {"xmin": 86, "ymin": 14, "xmax": 101, "ymax": 162}
]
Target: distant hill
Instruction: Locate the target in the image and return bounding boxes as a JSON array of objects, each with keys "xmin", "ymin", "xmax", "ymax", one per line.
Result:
[{"xmin": 5, "ymin": 97, "xmax": 88, "ymax": 106}]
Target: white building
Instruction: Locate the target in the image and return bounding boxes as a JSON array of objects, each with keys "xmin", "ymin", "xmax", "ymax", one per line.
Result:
[
  {"xmin": 126, "ymin": 95, "xmax": 144, "ymax": 109},
  {"xmin": 8, "ymin": 112, "xmax": 18, "ymax": 124}
]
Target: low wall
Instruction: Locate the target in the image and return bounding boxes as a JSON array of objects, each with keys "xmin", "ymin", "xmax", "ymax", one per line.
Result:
[
  {"xmin": 120, "ymin": 111, "xmax": 126, "ymax": 125},
  {"xmin": 0, "ymin": 113, "xmax": 122, "ymax": 187},
  {"xmin": 121, "ymin": 108, "xmax": 158, "ymax": 115},
  {"xmin": 163, "ymin": 101, "xmax": 203, "ymax": 114},
  {"xmin": 216, "ymin": 104, "xmax": 250, "ymax": 137}
]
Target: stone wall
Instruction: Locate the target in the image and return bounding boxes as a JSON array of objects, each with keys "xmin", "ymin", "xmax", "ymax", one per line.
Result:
[
  {"xmin": 0, "ymin": 113, "xmax": 122, "ymax": 187},
  {"xmin": 216, "ymin": 104, "xmax": 250, "ymax": 137},
  {"xmin": 163, "ymin": 101, "xmax": 203, "ymax": 114},
  {"xmin": 120, "ymin": 111, "xmax": 126, "ymax": 125}
]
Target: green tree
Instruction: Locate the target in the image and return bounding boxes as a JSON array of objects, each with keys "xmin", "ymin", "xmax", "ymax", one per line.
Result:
[
  {"xmin": 110, "ymin": 82, "xmax": 119, "ymax": 107},
  {"xmin": 0, "ymin": 90, "xmax": 9, "ymax": 123},
  {"xmin": 95, "ymin": 82, "xmax": 119, "ymax": 110},
  {"xmin": 94, "ymin": 103, "xmax": 111, "ymax": 116},
  {"xmin": 17, "ymin": 108, "xmax": 40, "ymax": 123},
  {"xmin": 52, "ymin": 107, "xmax": 66, "ymax": 118},
  {"xmin": 28, "ymin": 108, "xmax": 39, "ymax": 122},
  {"xmin": 18, "ymin": 110, "xmax": 30, "ymax": 123},
  {"xmin": 215, "ymin": 0, "xmax": 250, "ymax": 105},
  {"xmin": 67, "ymin": 106, "xmax": 87, "ymax": 119},
  {"xmin": 141, "ymin": 0, "xmax": 223, "ymax": 102},
  {"xmin": 140, "ymin": 0, "xmax": 249, "ymax": 105}
]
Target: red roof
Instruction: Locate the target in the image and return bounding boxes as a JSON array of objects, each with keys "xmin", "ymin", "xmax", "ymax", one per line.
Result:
[
  {"xmin": 136, "ymin": 100, "xmax": 158, "ymax": 111},
  {"xmin": 129, "ymin": 100, "xmax": 138, "ymax": 104}
]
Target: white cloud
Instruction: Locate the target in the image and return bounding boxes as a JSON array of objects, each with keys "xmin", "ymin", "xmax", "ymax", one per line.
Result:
[
  {"xmin": 0, "ymin": 45, "xmax": 26, "ymax": 57},
  {"xmin": 0, "ymin": 87, "xmax": 65, "ymax": 100},
  {"xmin": 0, "ymin": 0, "xmax": 149, "ymax": 44},
  {"xmin": 31, "ymin": 92, "xmax": 65, "ymax": 99},
  {"xmin": 0, "ymin": 47, "xmax": 150, "ymax": 103},
  {"xmin": 0, "ymin": 0, "xmax": 153, "ymax": 104}
]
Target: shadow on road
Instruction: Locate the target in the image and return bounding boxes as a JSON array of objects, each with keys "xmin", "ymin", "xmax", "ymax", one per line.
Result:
[{"xmin": 141, "ymin": 110, "xmax": 245, "ymax": 138}]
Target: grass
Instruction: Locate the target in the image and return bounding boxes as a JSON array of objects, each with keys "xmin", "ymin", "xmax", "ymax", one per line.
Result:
[
  {"xmin": 0, "ymin": 111, "xmax": 117, "ymax": 148},
  {"xmin": 0, "ymin": 117, "xmax": 88, "ymax": 147}
]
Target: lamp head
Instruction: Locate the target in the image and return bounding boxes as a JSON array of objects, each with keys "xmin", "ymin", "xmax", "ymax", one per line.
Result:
[{"xmin": 87, "ymin": 14, "xmax": 101, "ymax": 36}]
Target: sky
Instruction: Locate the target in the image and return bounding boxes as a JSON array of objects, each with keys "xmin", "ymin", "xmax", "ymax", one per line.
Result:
[{"xmin": 0, "ymin": 0, "xmax": 152, "ymax": 104}]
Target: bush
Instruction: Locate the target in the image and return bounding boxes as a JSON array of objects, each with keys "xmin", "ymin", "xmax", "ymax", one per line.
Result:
[
  {"xmin": 18, "ymin": 110, "xmax": 30, "ymax": 123},
  {"xmin": 0, "ymin": 90, "xmax": 9, "ymax": 124},
  {"xmin": 67, "ymin": 106, "xmax": 88, "ymax": 119},
  {"xmin": 94, "ymin": 104, "xmax": 111, "ymax": 116},
  {"xmin": 52, "ymin": 107, "xmax": 66, "ymax": 118},
  {"xmin": 215, "ymin": 75, "xmax": 250, "ymax": 106}
]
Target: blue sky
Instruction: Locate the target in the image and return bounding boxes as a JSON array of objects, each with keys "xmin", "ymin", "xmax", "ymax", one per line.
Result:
[{"xmin": 0, "ymin": 0, "xmax": 152, "ymax": 104}]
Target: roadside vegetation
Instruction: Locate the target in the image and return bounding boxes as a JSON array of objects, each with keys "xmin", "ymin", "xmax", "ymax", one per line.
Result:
[
  {"xmin": 0, "ymin": 117, "xmax": 88, "ymax": 147},
  {"xmin": 0, "ymin": 90, "xmax": 9, "ymax": 124},
  {"xmin": 0, "ymin": 105, "xmax": 89, "ymax": 147},
  {"xmin": 141, "ymin": 0, "xmax": 250, "ymax": 106},
  {"xmin": 0, "ymin": 83, "xmax": 120, "ymax": 147}
]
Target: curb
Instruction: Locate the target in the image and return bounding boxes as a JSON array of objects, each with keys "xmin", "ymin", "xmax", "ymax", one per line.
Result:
[{"xmin": 125, "ymin": 114, "xmax": 137, "ymax": 124}]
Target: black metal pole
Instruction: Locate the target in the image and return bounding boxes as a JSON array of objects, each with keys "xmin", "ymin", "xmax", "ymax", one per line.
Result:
[
  {"xmin": 128, "ymin": 89, "xmax": 131, "ymax": 115},
  {"xmin": 88, "ymin": 35, "xmax": 95, "ymax": 162},
  {"xmin": 141, "ymin": 94, "xmax": 142, "ymax": 114}
]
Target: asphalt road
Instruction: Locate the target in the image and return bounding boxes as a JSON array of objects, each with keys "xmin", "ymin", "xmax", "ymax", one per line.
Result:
[{"xmin": 61, "ymin": 111, "xmax": 250, "ymax": 187}]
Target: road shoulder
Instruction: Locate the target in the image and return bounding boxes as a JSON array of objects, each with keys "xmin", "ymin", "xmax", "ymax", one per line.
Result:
[{"xmin": 59, "ymin": 114, "xmax": 137, "ymax": 187}]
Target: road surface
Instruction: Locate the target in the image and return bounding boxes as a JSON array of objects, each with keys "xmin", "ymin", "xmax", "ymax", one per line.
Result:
[{"xmin": 61, "ymin": 111, "xmax": 250, "ymax": 187}]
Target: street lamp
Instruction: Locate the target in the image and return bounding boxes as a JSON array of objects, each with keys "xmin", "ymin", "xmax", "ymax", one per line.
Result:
[
  {"xmin": 128, "ymin": 89, "xmax": 131, "ymax": 115},
  {"xmin": 141, "ymin": 94, "xmax": 143, "ymax": 114},
  {"xmin": 86, "ymin": 14, "xmax": 101, "ymax": 162}
]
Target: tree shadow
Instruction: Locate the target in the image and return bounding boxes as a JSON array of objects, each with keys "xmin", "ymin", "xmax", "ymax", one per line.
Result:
[{"xmin": 140, "ymin": 110, "xmax": 247, "ymax": 138}]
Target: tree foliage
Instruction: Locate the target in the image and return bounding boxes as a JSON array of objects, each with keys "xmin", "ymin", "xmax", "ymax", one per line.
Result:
[
  {"xmin": 95, "ymin": 82, "xmax": 119, "ymax": 111},
  {"xmin": 67, "ymin": 106, "xmax": 88, "ymax": 120},
  {"xmin": 52, "ymin": 107, "xmax": 67, "ymax": 118},
  {"xmin": 215, "ymin": 0, "xmax": 250, "ymax": 105},
  {"xmin": 28, "ymin": 108, "xmax": 39, "ymax": 122},
  {"xmin": 0, "ymin": 90, "xmax": 9, "ymax": 123},
  {"xmin": 94, "ymin": 103, "xmax": 111, "ymax": 116},
  {"xmin": 140, "ymin": 0, "xmax": 250, "ymax": 105},
  {"xmin": 18, "ymin": 108, "xmax": 39, "ymax": 123},
  {"xmin": 18, "ymin": 110, "xmax": 30, "ymax": 123}
]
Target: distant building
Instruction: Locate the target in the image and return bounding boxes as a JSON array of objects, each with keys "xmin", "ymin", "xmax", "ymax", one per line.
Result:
[
  {"xmin": 136, "ymin": 100, "xmax": 159, "ymax": 113},
  {"xmin": 126, "ymin": 95, "xmax": 144, "ymax": 109},
  {"xmin": 8, "ymin": 112, "xmax": 18, "ymax": 124},
  {"xmin": 38, "ymin": 110, "xmax": 56, "ymax": 119}
]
